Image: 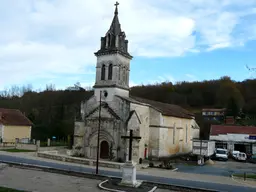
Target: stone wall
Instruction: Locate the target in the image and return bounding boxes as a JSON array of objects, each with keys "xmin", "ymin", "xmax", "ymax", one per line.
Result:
[
  {"xmin": 130, "ymin": 103, "xmax": 150, "ymax": 161},
  {"xmin": 37, "ymin": 151, "xmax": 123, "ymax": 169},
  {"xmin": 38, "ymin": 146, "xmax": 67, "ymax": 152},
  {"xmin": 148, "ymin": 108, "xmax": 161, "ymax": 159},
  {"xmin": 95, "ymin": 54, "xmax": 131, "ymax": 89},
  {"xmin": 162, "ymin": 116, "xmax": 193, "ymax": 155},
  {"xmin": 16, "ymin": 143, "xmax": 37, "ymax": 151},
  {"xmin": 148, "ymin": 114, "xmax": 195, "ymax": 159}
]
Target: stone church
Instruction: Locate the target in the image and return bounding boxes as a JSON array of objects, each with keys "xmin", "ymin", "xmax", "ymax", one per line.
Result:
[{"xmin": 73, "ymin": 3, "xmax": 199, "ymax": 162}]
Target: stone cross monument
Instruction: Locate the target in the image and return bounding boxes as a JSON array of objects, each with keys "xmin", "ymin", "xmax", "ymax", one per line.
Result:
[{"xmin": 120, "ymin": 129, "xmax": 141, "ymax": 187}]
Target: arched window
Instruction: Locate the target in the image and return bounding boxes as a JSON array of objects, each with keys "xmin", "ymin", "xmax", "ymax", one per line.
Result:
[
  {"xmin": 107, "ymin": 34, "xmax": 111, "ymax": 47},
  {"xmin": 108, "ymin": 64, "xmax": 113, "ymax": 80},
  {"xmin": 119, "ymin": 66, "xmax": 121, "ymax": 80},
  {"xmin": 101, "ymin": 64, "xmax": 105, "ymax": 80},
  {"xmin": 122, "ymin": 67, "xmax": 126, "ymax": 82}
]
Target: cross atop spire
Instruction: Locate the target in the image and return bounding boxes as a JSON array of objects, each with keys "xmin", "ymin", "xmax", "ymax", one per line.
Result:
[
  {"xmin": 114, "ymin": 1, "xmax": 119, "ymax": 15},
  {"xmin": 94, "ymin": 1, "xmax": 132, "ymax": 59}
]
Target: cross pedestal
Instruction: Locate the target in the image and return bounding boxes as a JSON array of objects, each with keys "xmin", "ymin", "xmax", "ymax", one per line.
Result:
[{"xmin": 120, "ymin": 160, "xmax": 141, "ymax": 187}]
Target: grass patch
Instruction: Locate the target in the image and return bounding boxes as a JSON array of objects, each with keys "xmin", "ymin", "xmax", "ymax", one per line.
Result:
[
  {"xmin": 0, "ymin": 186, "xmax": 27, "ymax": 192},
  {"xmin": 233, "ymin": 173, "xmax": 256, "ymax": 179},
  {"xmin": 0, "ymin": 149, "xmax": 36, "ymax": 153}
]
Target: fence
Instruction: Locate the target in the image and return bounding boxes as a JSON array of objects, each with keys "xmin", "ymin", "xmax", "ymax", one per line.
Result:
[{"xmin": 40, "ymin": 140, "xmax": 68, "ymax": 147}]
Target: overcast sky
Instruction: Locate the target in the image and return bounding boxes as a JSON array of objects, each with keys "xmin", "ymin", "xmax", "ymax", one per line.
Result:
[{"xmin": 0, "ymin": 0, "xmax": 256, "ymax": 91}]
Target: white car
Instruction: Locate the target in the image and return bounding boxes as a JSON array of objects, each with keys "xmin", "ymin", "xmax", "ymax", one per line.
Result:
[
  {"xmin": 232, "ymin": 150, "xmax": 240, "ymax": 159},
  {"xmin": 231, "ymin": 150, "xmax": 247, "ymax": 161},
  {"xmin": 214, "ymin": 148, "xmax": 228, "ymax": 161}
]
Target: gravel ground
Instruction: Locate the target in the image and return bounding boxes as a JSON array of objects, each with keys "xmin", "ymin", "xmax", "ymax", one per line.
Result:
[
  {"xmin": 0, "ymin": 164, "xmax": 175, "ymax": 192},
  {"xmin": 0, "ymin": 164, "xmax": 105, "ymax": 192}
]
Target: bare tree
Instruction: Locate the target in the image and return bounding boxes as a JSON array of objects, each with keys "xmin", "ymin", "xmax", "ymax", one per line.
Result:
[
  {"xmin": 21, "ymin": 84, "xmax": 33, "ymax": 95},
  {"xmin": 45, "ymin": 84, "xmax": 56, "ymax": 91}
]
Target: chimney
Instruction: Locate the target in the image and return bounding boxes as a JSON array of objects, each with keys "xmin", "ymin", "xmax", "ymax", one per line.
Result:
[{"xmin": 225, "ymin": 116, "xmax": 235, "ymax": 125}]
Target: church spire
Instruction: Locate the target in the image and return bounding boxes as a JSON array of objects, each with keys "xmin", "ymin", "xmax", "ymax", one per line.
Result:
[
  {"xmin": 109, "ymin": 1, "xmax": 121, "ymax": 36},
  {"xmin": 94, "ymin": 1, "xmax": 132, "ymax": 59}
]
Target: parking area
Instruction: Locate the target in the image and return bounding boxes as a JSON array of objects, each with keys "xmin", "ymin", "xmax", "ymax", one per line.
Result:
[{"xmin": 175, "ymin": 160, "xmax": 256, "ymax": 177}]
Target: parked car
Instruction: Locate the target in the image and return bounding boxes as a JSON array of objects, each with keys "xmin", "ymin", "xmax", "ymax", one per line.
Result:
[
  {"xmin": 213, "ymin": 148, "xmax": 228, "ymax": 161},
  {"xmin": 237, "ymin": 152, "xmax": 247, "ymax": 161},
  {"xmin": 231, "ymin": 150, "xmax": 240, "ymax": 160},
  {"xmin": 231, "ymin": 150, "xmax": 247, "ymax": 162}
]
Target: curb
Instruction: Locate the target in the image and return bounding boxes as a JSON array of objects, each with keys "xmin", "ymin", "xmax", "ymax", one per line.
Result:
[
  {"xmin": 0, "ymin": 163, "xmax": 8, "ymax": 170},
  {"xmin": 98, "ymin": 179, "xmax": 158, "ymax": 192},
  {"xmin": 0, "ymin": 160, "xmax": 221, "ymax": 192},
  {"xmin": 99, "ymin": 180, "xmax": 125, "ymax": 192},
  {"xmin": 172, "ymin": 168, "xmax": 178, "ymax": 172},
  {"xmin": 231, "ymin": 174, "xmax": 256, "ymax": 182},
  {"xmin": 98, "ymin": 180, "xmax": 125, "ymax": 192}
]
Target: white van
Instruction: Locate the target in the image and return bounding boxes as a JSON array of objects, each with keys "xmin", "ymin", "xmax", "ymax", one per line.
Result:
[
  {"xmin": 232, "ymin": 150, "xmax": 240, "ymax": 159},
  {"xmin": 237, "ymin": 152, "xmax": 247, "ymax": 161},
  {"xmin": 214, "ymin": 148, "xmax": 228, "ymax": 161},
  {"xmin": 231, "ymin": 151, "xmax": 247, "ymax": 161}
]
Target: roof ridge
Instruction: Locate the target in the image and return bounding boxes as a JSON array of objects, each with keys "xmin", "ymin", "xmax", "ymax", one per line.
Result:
[
  {"xmin": 130, "ymin": 95, "xmax": 194, "ymax": 114},
  {"xmin": 117, "ymin": 95, "xmax": 194, "ymax": 119}
]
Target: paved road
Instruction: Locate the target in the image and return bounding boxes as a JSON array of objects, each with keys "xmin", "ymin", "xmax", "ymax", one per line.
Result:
[
  {"xmin": 175, "ymin": 161, "xmax": 256, "ymax": 177},
  {"xmin": 0, "ymin": 154, "xmax": 255, "ymax": 192}
]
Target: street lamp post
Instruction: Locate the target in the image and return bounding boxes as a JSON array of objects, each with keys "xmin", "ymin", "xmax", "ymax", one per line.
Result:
[{"xmin": 96, "ymin": 90, "xmax": 102, "ymax": 174}]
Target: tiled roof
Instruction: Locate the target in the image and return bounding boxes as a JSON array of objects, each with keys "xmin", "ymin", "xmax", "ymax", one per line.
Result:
[
  {"xmin": 117, "ymin": 95, "xmax": 194, "ymax": 119},
  {"xmin": 202, "ymin": 108, "xmax": 226, "ymax": 112},
  {"xmin": 0, "ymin": 108, "xmax": 33, "ymax": 126},
  {"xmin": 210, "ymin": 125, "xmax": 256, "ymax": 135}
]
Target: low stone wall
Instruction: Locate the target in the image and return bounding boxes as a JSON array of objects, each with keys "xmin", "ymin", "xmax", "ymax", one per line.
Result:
[
  {"xmin": 37, "ymin": 152, "xmax": 123, "ymax": 169},
  {"xmin": 38, "ymin": 146, "xmax": 66, "ymax": 152},
  {"xmin": 16, "ymin": 143, "xmax": 37, "ymax": 151},
  {"xmin": 0, "ymin": 142, "xmax": 15, "ymax": 147},
  {"xmin": 0, "ymin": 142, "xmax": 37, "ymax": 150}
]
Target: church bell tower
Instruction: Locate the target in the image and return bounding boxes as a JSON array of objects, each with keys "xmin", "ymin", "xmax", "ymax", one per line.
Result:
[{"xmin": 93, "ymin": 2, "xmax": 133, "ymax": 101}]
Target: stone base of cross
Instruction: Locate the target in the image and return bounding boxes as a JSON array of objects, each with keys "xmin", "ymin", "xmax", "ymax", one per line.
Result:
[
  {"xmin": 119, "ymin": 161, "xmax": 142, "ymax": 187},
  {"xmin": 119, "ymin": 129, "xmax": 142, "ymax": 188}
]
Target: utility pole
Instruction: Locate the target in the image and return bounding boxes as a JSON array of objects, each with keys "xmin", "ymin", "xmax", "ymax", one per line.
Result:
[{"xmin": 96, "ymin": 91, "xmax": 102, "ymax": 174}]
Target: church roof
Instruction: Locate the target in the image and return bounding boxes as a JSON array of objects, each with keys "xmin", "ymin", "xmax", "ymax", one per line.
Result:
[{"xmin": 116, "ymin": 95, "xmax": 194, "ymax": 119}]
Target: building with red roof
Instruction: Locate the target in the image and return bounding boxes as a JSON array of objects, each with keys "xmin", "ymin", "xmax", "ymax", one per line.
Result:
[
  {"xmin": 210, "ymin": 125, "xmax": 256, "ymax": 155},
  {"xmin": 0, "ymin": 108, "xmax": 33, "ymax": 143}
]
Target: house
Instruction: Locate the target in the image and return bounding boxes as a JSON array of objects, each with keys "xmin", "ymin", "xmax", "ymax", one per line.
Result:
[
  {"xmin": 202, "ymin": 108, "xmax": 226, "ymax": 121},
  {"xmin": 0, "ymin": 108, "xmax": 33, "ymax": 144},
  {"xmin": 210, "ymin": 125, "xmax": 256, "ymax": 155},
  {"xmin": 73, "ymin": 3, "xmax": 200, "ymax": 162}
]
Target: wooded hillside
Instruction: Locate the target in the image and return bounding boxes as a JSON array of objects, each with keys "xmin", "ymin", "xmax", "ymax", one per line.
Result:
[{"xmin": 0, "ymin": 77, "xmax": 255, "ymax": 140}]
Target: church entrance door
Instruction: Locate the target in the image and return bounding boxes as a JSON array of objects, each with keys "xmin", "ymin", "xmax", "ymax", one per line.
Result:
[{"xmin": 100, "ymin": 140, "xmax": 109, "ymax": 159}]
